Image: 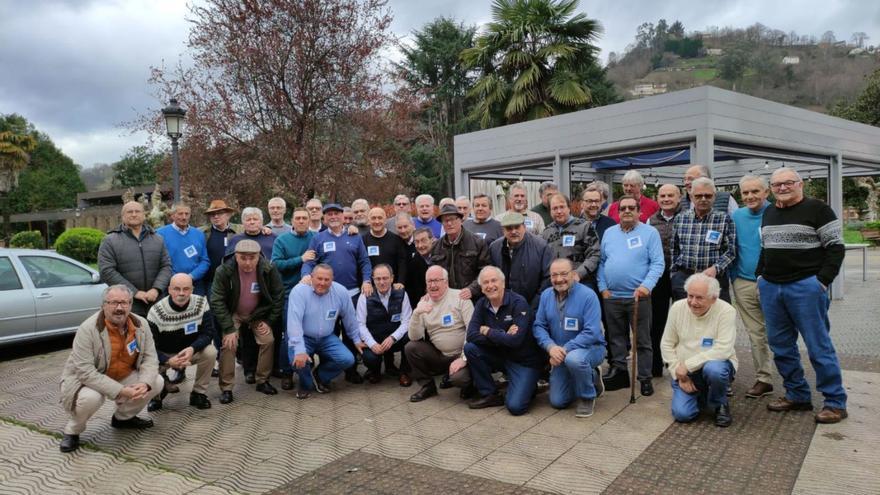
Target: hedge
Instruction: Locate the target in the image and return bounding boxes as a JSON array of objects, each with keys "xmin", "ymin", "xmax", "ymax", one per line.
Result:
[
  {"xmin": 10, "ymin": 230, "xmax": 44, "ymax": 249},
  {"xmin": 54, "ymin": 228, "xmax": 106, "ymax": 264}
]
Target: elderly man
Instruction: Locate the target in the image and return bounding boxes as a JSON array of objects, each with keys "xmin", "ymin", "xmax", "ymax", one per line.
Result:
[
  {"xmin": 157, "ymin": 203, "xmax": 210, "ymax": 296},
  {"xmin": 608, "ymin": 170, "xmax": 659, "ymax": 223},
  {"xmin": 363, "ymin": 207, "xmax": 408, "ymax": 285},
  {"xmin": 146, "ymin": 274, "xmax": 216, "ymax": 411},
  {"xmin": 228, "ymin": 207, "xmax": 277, "ymax": 260},
  {"xmin": 489, "ymin": 212, "xmax": 552, "ymax": 309},
  {"xmin": 497, "ymin": 182, "xmax": 545, "ymax": 235},
  {"xmin": 648, "ymin": 184, "xmax": 682, "ymax": 377},
  {"xmin": 531, "ymin": 181, "xmax": 559, "ymax": 225},
  {"xmin": 455, "ymin": 196, "xmax": 472, "ymax": 220},
  {"xmin": 99, "ymin": 201, "xmax": 172, "ymax": 317},
  {"xmin": 431, "ymin": 204, "xmax": 490, "ymax": 300},
  {"xmin": 599, "ymin": 195, "xmax": 665, "ymax": 395},
  {"xmin": 272, "ymin": 207, "xmax": 316, "ymax": 389},
  {"xmin": 405, "ymin": 266, "xmax": 475, "ymax": 402},
  {"xmin": 757, "ymin": 167, "xmax": 847, "ymax": 423},
  {"xmin": 342, "ymin": 207, "xmax": 354, "ymax": 227},
  {"xmin": 59, "ymin": 285, "xmax": 164, "ymax": 453},
  {"xmin": 671, "ymin": 177, "xmax": 736, "ymax": 303},
  {"xmin": 405, "ymin": 227, "xmax": 433, "ymax": 306},
  {"xmin": 211, "ymin": 240, "xmax": 284, "ymax": 403},
  {"xmin": 356, "ymin": 264, "xmax": 412, "ymax": 386},
  {"xmin": 732, "ymin": 175, "xmax": 775, "ymax": 398},
  {"xmin": 581, "ymin": 187, "xmax": 616, "ymax": 242},
  {"xmin": 661, "ymin": 274, "xmax": 736, "ymax": 427},
  {"xmin": 267, "ymin": 197, "xmax": 292, "ymax": 236},
  {"xmin": 413, "ymin": 194, "xmax": 443, "ymax": 238},
  {"xmin": 387, "ymin": 194, "xmax": 411, "ymax": 232},
  {"xmin": 351, "ymin": 198, "xmax": 371, "ymax": 236},
  {"xmin": 396, "ymin": 212, "xmax": 415, "ymax": 245},
  {"xmin": 542, "ymin": 193, "xmax": 600, "ymax": 288},
  {"xmin": 305, "ymin": 198, "xmax": 325, "ymax": 232},
  {"xmin": 682, "ymin": 165, "xmax": 738, "ymax": 215},
  {"xmin": 534, "ymin": 259, "xmax": 606, "ymax": 418},
  {"xmin": 463, "ymin": 193, "xmax": 504, "ymax": 246},
  {"xmin": 585, "ymin": 180, "xmax": 612, "ymax": 215},
  {"xmin": 464, "ymin": 267, "xmax": 545, "ymax": 414},
  {"xmin": 287, "ymin": 263, "xmax": 364, "ymax": 397}
]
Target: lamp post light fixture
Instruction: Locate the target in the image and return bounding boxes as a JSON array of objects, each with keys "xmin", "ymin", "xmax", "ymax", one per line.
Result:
[{"xmin": 161, "ymin": 98, "xmax": 187, "ymax": 203}]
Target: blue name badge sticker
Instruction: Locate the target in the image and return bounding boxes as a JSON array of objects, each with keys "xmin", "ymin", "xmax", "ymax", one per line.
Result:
[
  {"xmin": 184, "ymin": 245, "xmax": 198, "ymax": 258},
  {"xmin": 368, "ymin": 245, "xmax": 380, "ymax": 256},
  {"xmin": 441, "ymin": 313, "xmax": 453, "ymax": 327},
  {"xmin": 184, "ymin": 322, "xmax": 198, "ymax": 335},
  {"xmin": 326, "ymin": 309, "xmax": 338, "ymax": 320},
  {"xmin": 564, "ymin": 317, "xmax": 579, "ymax": 331},
  {"xmin": 562, "ymin": 235, "xmax": 575, "ymax": 247},
  {"xmin": 323, "ymin": 241, "xmax": 336, "ymax": 253},
  {"xmin": 391, "ymin": 313, "xmax": 402, "ymax": 323},
  {"xmin": 476, "ymin": 232, "xmax": 487, "ymax": 240},
  {"xmin": 250, "ymin": 282, "xmax": 260, "ymax": 294},
  {"xmin": 524, "ymin": 219, "xmax": 534, "ymax": 229},
  {"xmin": 701, "ymin": 337, "xmax": 714, "ymax": 348},
  {"xmin": 705, "ymin": 230, "xmax": 721, "ymax": 245},
  {"xmin": 627, "ymin": 236, "xmax": 643, "ymax": 249},
  {"xmin": 126, "ymin": 339, "xmax": 139, "ymax": 355}
]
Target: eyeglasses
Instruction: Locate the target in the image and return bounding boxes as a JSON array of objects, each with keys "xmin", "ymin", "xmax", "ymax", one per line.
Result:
[
  {"xmin": 583, "ymin": 199, "xmax": 601, "ymax": 204},
  {"xmin": 619, "ymin": 205, "xmax": 638, "ymax": 211},
  {"xmin": 103, "ymin": 300, "xmax": 131, "ymax": 307},
  {"xmin": 770, "ymin": 180, "xmax": 800, "ymax": 190},
  {"xmin": 550, "ymin": 271, "xmax": 571, "ymax": 278},
  {"xmin": 692, "ymin": 194, "xmax": 714, "ymax": 200},
  {"xmin": 426, "ymin": 278, "xmax": 446, "ymax": 285},
  {"xmin": 395, "ymin": 202, "xmax": 409, "ymax": 206}
]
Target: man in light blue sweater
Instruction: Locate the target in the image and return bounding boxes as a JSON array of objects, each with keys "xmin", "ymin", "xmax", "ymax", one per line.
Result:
[
  {"xmin": 598, "ymin": 195, "xmax": 665, "ymax": 396},
  {"xmin": 157, "ymin": 204, "xmax": 210, "ymax": 296},
  {"xmin": 287, "ymin": 264, "xmax": 365, "ymax": 398}
]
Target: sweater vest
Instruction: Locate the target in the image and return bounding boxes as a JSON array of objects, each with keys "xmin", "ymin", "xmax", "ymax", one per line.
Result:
[{"xmin": 365, "ymin": 289, "xmax": 405, "ymax": 340}]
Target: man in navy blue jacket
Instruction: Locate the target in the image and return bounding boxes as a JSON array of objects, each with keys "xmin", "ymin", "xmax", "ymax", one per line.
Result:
[
  {"xmin": 464, "ymin": 266, "xmax": 546, "ymax": 415},
  {"xmin": 488, "ymin": 212, "xmax": 552, "ymax": 310}
]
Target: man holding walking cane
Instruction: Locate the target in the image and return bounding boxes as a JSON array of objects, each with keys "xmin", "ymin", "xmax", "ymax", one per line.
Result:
[{"xmin": 598, "ymin": 195, "xmax": 665, "ymax": 396}]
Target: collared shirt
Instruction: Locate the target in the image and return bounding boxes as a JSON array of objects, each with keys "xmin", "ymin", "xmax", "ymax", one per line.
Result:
[
  {"xmin": 171, "ymin": 223, "xmax": 190, "ymax": 235},
  {"xmin": 672, "ymin": 209, "xmax": 736, "ymax": 273},
  {"xmin": 286, "ymin": 281, "xmax": 360, "ymax": 356},
  {"xmin": 356, "ymin": 289, "xmax": 412, "ymax": 347}
]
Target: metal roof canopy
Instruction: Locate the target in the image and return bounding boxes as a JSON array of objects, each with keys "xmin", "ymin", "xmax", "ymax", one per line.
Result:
[{"xmin": 454, "ymin": 86, "xmax": 880, "ymax": 299}]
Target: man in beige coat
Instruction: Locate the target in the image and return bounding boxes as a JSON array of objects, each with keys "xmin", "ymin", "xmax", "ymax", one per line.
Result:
[{"xmin": 58, "ymin": 285, "xmax": 163, "ymax": 453}]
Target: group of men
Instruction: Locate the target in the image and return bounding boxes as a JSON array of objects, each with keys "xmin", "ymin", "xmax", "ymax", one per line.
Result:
[{"xmin": 58, "ymin": 165, "xmax": 847, "ymax": 454}]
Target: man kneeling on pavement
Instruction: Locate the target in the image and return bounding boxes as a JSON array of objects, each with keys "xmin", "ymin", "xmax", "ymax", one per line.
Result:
[
  {"xmin": 464, "ymin": 266, "xmax": 545, "ymax": 415},
  {"xmin": 356, "ymin": 264, "xmax": 413, "ymax": 386},
  {"xmin": 661, "ymin": 273, "xmax": 736, "ymax": 427},
  {"xmin": 59, "ymin": 285, "xmax": 164, "ymax": 453},
  {"xmin": 146, "ymin": 273, "xmax": 217, "ymax": 411}
]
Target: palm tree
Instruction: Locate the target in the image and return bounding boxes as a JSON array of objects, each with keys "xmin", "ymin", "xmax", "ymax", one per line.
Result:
[
  {"xmin": 461, "ymin": 0, "xmax": 603, "ymax": 128},
  {"xmin": 0, "ymin": 125, "xmax": 37, "ymax": 241}
]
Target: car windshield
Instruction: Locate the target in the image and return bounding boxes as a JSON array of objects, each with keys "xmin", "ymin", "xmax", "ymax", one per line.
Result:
[{"xmin": 19, "ymin": 256, "xmax": 93, "ymax": 288}]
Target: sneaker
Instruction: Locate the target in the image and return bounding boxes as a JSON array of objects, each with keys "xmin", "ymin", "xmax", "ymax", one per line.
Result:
[
  {"xmin": 815, "ymin": 406, "xmax": 848, "ymax": 424},
  {"xmin": 745, "ymin": 381, "xmax": 774, "ymax": 398},
  {"xmin": 593, "ymin": 367, "xmax": 604, "ymax": 398},
  {"xmin": 767, "ymin": 397, "xmax": 813, "ymax": 412},
  {"xmin": 575, "ymin": 398, "xmax": 595, "ymax": 418}
]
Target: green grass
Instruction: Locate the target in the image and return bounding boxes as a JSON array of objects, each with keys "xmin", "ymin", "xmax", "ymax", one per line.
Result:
[
  {"xmin": 843, "ymin": 228, "xmax": 863, "ymax": 244},
  {"xmin": 692, "ymin": 69, "xmax": 717, "ymax": 80}
]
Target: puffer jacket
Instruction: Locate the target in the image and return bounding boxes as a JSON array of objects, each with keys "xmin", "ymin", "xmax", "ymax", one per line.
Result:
[
  {"xmin": 430, "ymin": 228, "xmax": 490, "ymax": 297},
  {"xmin": 98, "ymin": 224, "xmax": 172, "ymax": 316}
]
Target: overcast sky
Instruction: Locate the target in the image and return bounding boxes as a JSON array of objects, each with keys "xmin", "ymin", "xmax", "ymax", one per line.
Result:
[{"xmin": 1, "ymin": 0, "xmax": 878, "ymax": 169}]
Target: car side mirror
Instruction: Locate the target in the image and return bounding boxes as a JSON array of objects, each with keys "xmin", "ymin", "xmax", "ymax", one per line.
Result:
[{"xmin": 91, "ymin": 273, "xmax": 101, "ymax": 284}]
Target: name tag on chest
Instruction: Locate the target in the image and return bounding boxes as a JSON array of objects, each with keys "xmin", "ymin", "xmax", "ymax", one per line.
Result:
[
  {"xmin": 184, "ymin": 322, "xmax": 198, "ymax": 335},
  {"xmin": 564, "ymin": 317, "xmax": 579, "ymax": 331},
  {"xmin": 326, "ymin": 309, "xmax": 338, "ymax": 320},
  {"xmin": 184, "ymin": 245, "xmax": 198, "ymax": 258},
  {"xmin": 476, "ymin": 232, "xmax": 487, "ymax": 240},
  {"xmin": 701, "ymin": 337, "xmax": 714, "ymax": 348},
  {"xmin": 524, "ymin": 219, "xmax": 534, "ymax": 229},
  {"xmin": 250, "ymin": 282, "xmax": 260, "ymax": 293},
  {"xmin": 562, "ymin": 235, "xmax": 575, "ymax": 247},
  {"xmin": 627, "ymin": 236, "xmax": 643, "ymax": 249},
  {"xmin": 391, "ymin": 313, "xmax": 401, "ymax": 323},
  {"xmin": 324, "ymin": 241, "xmax": 336, "ymax": 252},
  {"xmin": 441, "ymin": 314, "xmax": 453, "ymax": 327},
  {"xmin": 705, "ymin": 230, "xmax": 721, "ymax": 244},
  {"xmin": 126, "ymin": 339, "xmax": 139, "ymax": 355},
  {"xmin": 368, "ymin": 245, "xmax": 380, "ymax": 256}
]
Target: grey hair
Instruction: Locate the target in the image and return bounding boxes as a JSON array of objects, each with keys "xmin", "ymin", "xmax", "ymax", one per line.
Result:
[
  {"xmin": 313, "ymin": 263, "xmax": 334, "ymax": 275},
  {"xmin": 689, "ymin": 164, "xmax": 712, "ymax": 179},
  {"xmin": 393, "ymin": 194, "xmax": 410, "ymax": 204},
  {"xmin": 584, "ymin": 181, "xmax": 610, "ymax": 200},
  {"xmin": 241, "ymin": 207, "xmax": 263, "ymax": 222},
  {"xmin": 426, "ymin": 266, "xmax": 449, "ymax": 281},
  {"xmin": 306, "ymin": 198, "xmax": 323, "ymax": 207},
  {"xmin": 550, "ymin": 257, "xmax": 575, "ymax": 272},
  {"xmin": 684, "ymin": 273, "xmax": 721, "ymax": 299},
  {"xmin": 169, "ymin": 202, "xmax": 191, "ymax": 213},
  {"xmin": 622, "ymin": 170, "xmax": 645, "ymax": 186},
  {"xmin": 770, "ymin": 167, "xmax": 802, "ymax": 182},
  {"xmin": 102, "ymin": 284, "xmax": 133, "ymax": 302},
  {"xmin": 455, "ymin": 195, "xmax": 470, "ymax": 203},
  {"xmin": 415, "ymin": 194, "xmax": 435, "ymax": 205},
  {"xmin": 268, "ymin": 197, "xmax": 286, "ymax": 207},
  {"xmin": 351, "ymin": 198, "xmax": 369, "ymax": 209},
  {"xmin": 478, "ymin": 265, "xmax": 506, "ymax": 285},
  {"xmin": 690, "ymin": 177, "xmax": 716, "ymax": 193},
  {"xmin": 395, "ymin": 212, "xmax": 413, "ymax": 224},
  {"xmin": 509, "ymin": 181, "xmax": 527, "ymax": 195},
  {"xmin": 438, "ymin": 197, "xmax": 455, "ymax": 207},
  {"xmin": 738, "ymin": 175, "xmax": 768, "ymax": 190},
  {"xmin": 538, "ymin": 181, "xmax": 559, "ymax": 195}
]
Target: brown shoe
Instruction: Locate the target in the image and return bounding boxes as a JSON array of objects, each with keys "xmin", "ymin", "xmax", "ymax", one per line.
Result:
[
  {"xmin": 815, "ymin": 407, "xmax": 848, "ymax": 424},
  {"xmin": 745, "ymin": 381, "xmax": 774, "ymax": 398},
  {"xmin": 399, "ymin": 373, "xmax": 412, "ymax": 387},
  {"xmin": 767, "ymin": 397, "xmax": 813, "ymax": 412}
]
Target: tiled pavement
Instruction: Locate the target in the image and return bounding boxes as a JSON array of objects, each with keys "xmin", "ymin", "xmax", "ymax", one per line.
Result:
[{"xmin": 1, "ymin": 251, "xmax": 878, "ymax": 494}]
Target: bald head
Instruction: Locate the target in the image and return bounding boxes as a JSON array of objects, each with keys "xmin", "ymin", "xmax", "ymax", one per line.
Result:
[
  {"xmin": 169, "ymin": 273, "xmax": 194, "ymax": 306},
  {"xmin": 369, "ymin": 207, "xmax": 388, "ymax": 234},
  {"xmin": 121, "ymin": 201, "xmax": 145, "ymax": 229}
]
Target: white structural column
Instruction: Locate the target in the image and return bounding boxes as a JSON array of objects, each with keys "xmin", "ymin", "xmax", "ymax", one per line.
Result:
[
  {"xmin": 829, "ymin": 153, "xmax": 845, "ymax": 299},
  {"xmin": 553, "ymin": 151, "xmax": 571, "ymax": 197},
  {"xmin": 694, "ymin": 129, "xmax": 715, "ymax": 172}
]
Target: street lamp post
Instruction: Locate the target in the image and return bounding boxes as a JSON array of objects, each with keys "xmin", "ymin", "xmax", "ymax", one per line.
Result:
[{"xmin": 161, "ymin": 98, "xmax": 187, "ymax": 203}]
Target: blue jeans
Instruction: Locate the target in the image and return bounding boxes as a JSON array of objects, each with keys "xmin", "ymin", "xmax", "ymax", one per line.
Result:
[
  {"xmin": 549, "ymin": 345, "xmax": 605, "ymax": 409},
  {"xmin": 463, "ymin": 342, "xmax": 541, "ymax": 416},
  {"xmin": 289, "ymin": 334, "xmax": 355, "ymax": 391},
  {"xmin": 670, "ymin": 360, "xmax": 734, "ymax": 422},
  {"xmin": 758, "ymin": 276, "xmax": 846, "ymax": 409}
]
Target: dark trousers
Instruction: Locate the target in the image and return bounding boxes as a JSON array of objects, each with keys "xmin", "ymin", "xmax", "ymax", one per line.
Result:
[
  {"xmin": 603, "ymin": 297, "xmax": 653, "ymax": 381},
  {"xmin": 404, "ymin": 340, "xmax": 470, "ymax": 387},
  {"xmin": 671, "ymin": 268, "xmax": 730, "ymax": 303},
  {"xmin": 650, "ymin": 269, "xmax": 672, "ymax": 375},
  {"xmin": 362, "ymin": 335, "xmax": 411, "ymax": 374},
  {"xmin": 584, "ymin": 280, "xmax": 611, "ymax": 359},
  {"xmin": 334, "ymin": 293, "xmax": 361, "ymax": 373}
]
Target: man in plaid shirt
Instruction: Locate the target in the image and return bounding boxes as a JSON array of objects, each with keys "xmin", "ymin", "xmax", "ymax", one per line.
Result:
[{"xmin": 671, "ymin": 177, "xmax": 736, "ymax": 303}]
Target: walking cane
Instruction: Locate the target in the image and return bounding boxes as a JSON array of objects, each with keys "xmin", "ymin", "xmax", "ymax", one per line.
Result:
[{"xmin": 630, "ymin": 293, "xmax": 639, "ymax": 404}]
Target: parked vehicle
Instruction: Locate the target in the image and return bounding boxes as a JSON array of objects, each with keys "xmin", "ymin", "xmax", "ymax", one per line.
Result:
[{"xmin": 0, "ymin": 249, "xmax": 107, "ymax": 346}]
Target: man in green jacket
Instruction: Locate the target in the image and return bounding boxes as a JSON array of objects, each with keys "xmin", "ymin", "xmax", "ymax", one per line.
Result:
[{"xmin": 210, "ymin": 240, "xmax": 284, "ymax": 404}]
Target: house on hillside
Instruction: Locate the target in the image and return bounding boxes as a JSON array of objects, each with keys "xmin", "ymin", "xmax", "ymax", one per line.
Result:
[
  {"xmin": 706, "ymin": 48, "xmax": 723, "ymax": 56},
  {"xmin": 630, "ymin": 82, "xmax": 668, "ymax": 98},
  {"xmin": 782, "ymin": 56, "xmax": 800, "ymax": 65}
]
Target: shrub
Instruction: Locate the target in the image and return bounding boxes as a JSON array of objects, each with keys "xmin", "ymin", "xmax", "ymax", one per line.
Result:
[
  {"xmin": 55, "ymin": 228, "xmax": 105, "ymax": 264},
  {"xmin": 10, "ymin": 230, "xmax": 44, "ymax": 249}
]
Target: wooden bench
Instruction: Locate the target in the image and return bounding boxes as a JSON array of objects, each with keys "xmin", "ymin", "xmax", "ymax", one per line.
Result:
[{"xmin": 861, "ymin": 229, "xmax": 880, "ymax": 244}]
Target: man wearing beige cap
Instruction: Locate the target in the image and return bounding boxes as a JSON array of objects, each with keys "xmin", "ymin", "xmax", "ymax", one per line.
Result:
[{"xmin": 210, "ymin": 239, "xmax": 284, "ymax": 404}]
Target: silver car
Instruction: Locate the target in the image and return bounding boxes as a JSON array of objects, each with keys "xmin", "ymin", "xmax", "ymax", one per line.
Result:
[{"xmin": 0, "ymin": 248, "xmax": 107, "ymax": 346}]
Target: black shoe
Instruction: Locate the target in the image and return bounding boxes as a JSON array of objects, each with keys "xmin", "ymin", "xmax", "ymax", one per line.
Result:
[
  {"xmin": 602, "ymin": 367, "xmax": 630, "ymax": 391},
  {"xmin": 385, "ymin": 363, "xmax": 401, "ymax": 377},
  {"xmin": 111, "ymin": 416, "xmax": 154, "ymax": 429},
  {"xmin": 640, "ymin": 379, "xmax": 654, "ymax": 397},
  {"xmin": 169, "ymin": 369, "xmax": 186, "ymax": 384},
  {"xmin": 245, "ymin": 372, "xmax": 256, "ymax": 385},
  {"xmin": 256, "ymin": 382, "xmax": 278, "ymax": 395},
  {"xmin": 219, "ymin": 391, "xmax": 234, "ymax": 404},
  {"xmin": 410, "ymin": 381, "xmax": 438, "ymax": 402},
  {"xmin": 211, "ymin": 366, "xmax": 219, "ymax": 378},
  {"xmin": 345, "ymin": 369, "xmax": 364, "ymax": 384},
  {"xmin": 438, "ymin": 374, "xmax": 452, "ymax": 389},
  {"xmin": 189, "ymin": 392, "xmax": 212, "ymax": 409},
  {"xmin": 281, "ymin": 374, "xmax": 294, "ymax": 391},
  {"xmin": 715, "ymin": 403, "xmax": 732, "ymax": 427},
  {"xmin": 469, "ymin": 392, "xmax": 504, "ymax": 409},
  {"xmin": 60, "ymin": 434, "xmax": 79, "ymax": 453},
  {"xmin": 147, "ymin": 398, "xmax": 163, "ymax": 412},
  {"xmin": 365, "ymin": 370, "xmax": 382, "ymax": 384},
  {"xmin": 594, "ymin": 367, "xmax": 605, "ymax": 398},
  {"xmin": 311, "ymin": 366, "xmax": 330, "ymax": 393},
  {"xmin": 460, "ymin": 384, "xmax": 477, "ymax": 400}
]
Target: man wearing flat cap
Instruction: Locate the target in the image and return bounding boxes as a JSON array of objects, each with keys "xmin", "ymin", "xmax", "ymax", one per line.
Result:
[
  {"xmin": 489, "ymin": 211, "xmax": 553, "ymax": 310},
  {"xmin": 430, "ymin": 204, "xmax": 490, "ymax": 300}
]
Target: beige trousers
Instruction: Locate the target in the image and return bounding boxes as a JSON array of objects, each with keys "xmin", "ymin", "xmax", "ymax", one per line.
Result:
[
  {"xmin": 219, "ymin": 318, "xmax": 274, "ymax": 391},
  {"xmin": 733, "ymin": 278, "xmax": 774, "ymax": 383},
  {"xmin": 159, "ymin": 345, "xmax": 217, "ymax": 394},
  {"xmin": 64, "ymin": 371, "xmax": 164, "ymax": 435}
]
